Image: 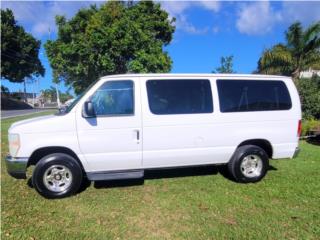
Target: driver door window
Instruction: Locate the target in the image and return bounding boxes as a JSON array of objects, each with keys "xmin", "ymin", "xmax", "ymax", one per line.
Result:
[{"xmin": 91, "ymin": 80, "xmax": 134, "ymax": 116}]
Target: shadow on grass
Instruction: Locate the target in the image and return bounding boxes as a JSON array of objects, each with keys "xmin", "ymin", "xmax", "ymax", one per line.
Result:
[
  {"xmin": 306, "ymin": 135, "xmax": 320, "ymax": 146},
  {"xmin": 93, "ymin": 165, "xmax": 226, "ymax": 189},
  {"xmin": 94, "ymin": 178, "xmax": 144, "ymax": 189},
  {"xmin": 80, "ymin": 164, "xmax": 278, "ymax": 189}
]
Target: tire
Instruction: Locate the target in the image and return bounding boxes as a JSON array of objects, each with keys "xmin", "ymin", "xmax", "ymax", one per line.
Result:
[
  {"xmin": 228, "ymin": 145, "xmax": 269, "ymax": 183},
  {"xmin": 32, "ymin": 153, "xmax": 83, "ymax": 199}
]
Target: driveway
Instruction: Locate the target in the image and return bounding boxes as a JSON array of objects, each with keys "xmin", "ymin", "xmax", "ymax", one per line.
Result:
[{"xmin": 1, "ymin": 109, "xmax": 55, "ymax": 119}]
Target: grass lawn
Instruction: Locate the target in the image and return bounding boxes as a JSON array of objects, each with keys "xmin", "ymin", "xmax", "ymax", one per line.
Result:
[{"xmin": 1, "ymin": 112, "xmax": 320, "ymax": 239}]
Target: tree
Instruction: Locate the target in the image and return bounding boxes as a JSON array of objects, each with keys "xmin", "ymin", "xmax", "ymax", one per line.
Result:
[
  {"xmin": 41, "ymin": 87, "xmax": 73, "ymax": 104},
  {"xmin": 213, "ymin": 55, "xmax": 235, "ymax": 73},
  {"xmin": 1, "ymin": 9, "xmax": 45, "ymax": 101},
  {"xmin": 296, "ymin": 75, "xmax": 320, "ymax": 119},
  {"xmin": 59, "ymin": 91, "xmax": 73, "ymax": 103},
  {"xmin": 41, "ymin": 87, "xmax": 56, "ymax": 103},
  {"xmin": 257, "ymin": 21, "xmax": 320, "ymax": 81},
  {"xmin": 1, "ymin": 85, "xmax": 10, "ymax": 95},
  {"xmin": 45, "ymin": 1, "xmax": 175, "ymax": 94}
]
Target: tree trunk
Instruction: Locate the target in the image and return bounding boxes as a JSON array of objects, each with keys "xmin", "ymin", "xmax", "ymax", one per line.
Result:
[{"xmin": 292, "ymin": 68, "xmax": 300, "ymax": 85}]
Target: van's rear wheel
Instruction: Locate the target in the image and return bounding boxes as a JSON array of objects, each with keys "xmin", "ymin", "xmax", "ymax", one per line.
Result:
[
  {"xmin": 32, "ymin": 153, "xmax": 83, "ymax": 199},
  {"xmin": 228, "ymin": 145, "xmax": 269, "ymax": 183}
]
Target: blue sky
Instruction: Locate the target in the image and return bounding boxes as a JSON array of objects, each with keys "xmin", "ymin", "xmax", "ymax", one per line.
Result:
[{"xmin": 2, "ymin": 1, "xmax": 320, "ymax": 96}]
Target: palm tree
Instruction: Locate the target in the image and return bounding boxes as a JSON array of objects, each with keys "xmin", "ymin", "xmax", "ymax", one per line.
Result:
[{"xmin": 258, "ymin": 21, "xmax": 320, "ymax": 81}]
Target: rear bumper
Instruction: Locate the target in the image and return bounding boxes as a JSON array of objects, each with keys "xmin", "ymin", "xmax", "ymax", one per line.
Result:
[
  {"xmin": 292, "ymin": 147, "xmax": 300, "ymax": 158},
  {"xmin": 5, "ymin": 155, "xmax": 28, "ymax": 179}
]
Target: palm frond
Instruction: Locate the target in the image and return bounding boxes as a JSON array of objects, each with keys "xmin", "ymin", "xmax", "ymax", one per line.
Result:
[
  {"xmin": 286, "ymin": 22, "xmax": 303, "ymax": 53},
  {"xmin": 303, "ymin": 51, "xmax": 320, "ymax": 70},
  {"xmin": 258, "ymin": 44, "xmax": 294, "ymax": 75},
  {"xmin": 303, "ymin": 21, "xmax": 320, "ymax": 44}
]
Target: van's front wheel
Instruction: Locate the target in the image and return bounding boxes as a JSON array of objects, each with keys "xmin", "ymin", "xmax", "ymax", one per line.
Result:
[
  {"xmin": 228, "ymin": 145, "xmax": 269, "ymax": 183},
  {"xmin": 32, "ymin": 153, "xmax": 83, "ymax": 199}
]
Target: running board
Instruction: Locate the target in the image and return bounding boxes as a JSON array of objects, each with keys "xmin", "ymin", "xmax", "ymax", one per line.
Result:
[{"xmin": 86, "ymin": 170, "xmax": 144, "ymax": 181}]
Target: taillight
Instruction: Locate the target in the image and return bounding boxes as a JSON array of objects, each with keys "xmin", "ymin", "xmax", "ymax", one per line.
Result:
[{"xmin": 297, "ymin": 120, "xmax": 302, "ymax": 137}]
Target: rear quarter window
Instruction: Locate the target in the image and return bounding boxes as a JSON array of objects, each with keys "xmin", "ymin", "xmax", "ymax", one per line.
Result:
[{"xmin": 217, "ymin": 80, "xmax": 292, "ymax": 112}]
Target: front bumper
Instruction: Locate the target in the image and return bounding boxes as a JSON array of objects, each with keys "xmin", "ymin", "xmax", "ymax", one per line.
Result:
[
  {"xmin": 292, "ymin": 147, "xmax": 300, "ymax": 158},
  {"xmin": 5, "ymin": 155, "xmax": 28, "ymax": 179}
]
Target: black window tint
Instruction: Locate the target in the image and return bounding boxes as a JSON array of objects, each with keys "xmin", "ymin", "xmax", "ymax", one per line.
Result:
[
  {"xmin": 217, "ymin": 80, "xmax": 292, "ymax": 112},
  {"xmin": 146, "ymin": 80, "xmax": 213, "ymax": 115},
  {"xmin": 91, "ymin": 80, "xmax": 134, "ymax": 116}
]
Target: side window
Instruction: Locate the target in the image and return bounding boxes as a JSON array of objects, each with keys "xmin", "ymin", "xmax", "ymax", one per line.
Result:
[
  {"xmin": 217, "ymin": 80, "xmax": 292, "ymax": 112},
  {"xmin": 91, "ymin": 80, "xmax": 134, "ymax": 116},
  {"xmin": 146, "ymin": 79, "xmax": 213, "ymax": 115}
]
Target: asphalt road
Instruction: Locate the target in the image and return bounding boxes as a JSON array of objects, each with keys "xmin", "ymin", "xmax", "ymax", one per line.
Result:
[{"xmin": 1, "ymin": 109, "xmax": 55, "ymax": 119}]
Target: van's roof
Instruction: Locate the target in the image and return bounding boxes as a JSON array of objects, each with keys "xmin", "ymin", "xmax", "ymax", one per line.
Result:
[{"xmin": 102, "ymin": 73, "xmax": 291, "ymax": 80}]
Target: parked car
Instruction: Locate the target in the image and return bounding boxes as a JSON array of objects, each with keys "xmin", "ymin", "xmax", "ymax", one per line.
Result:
[{"xmin": 5, "ymin": 74, "xmax": 301, "ymax": 198}]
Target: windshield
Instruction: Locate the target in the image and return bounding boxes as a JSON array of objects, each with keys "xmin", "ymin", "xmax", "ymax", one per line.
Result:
[{"xmin": 64, "ymin": 79, "xmax": 99, "ymax": 114}]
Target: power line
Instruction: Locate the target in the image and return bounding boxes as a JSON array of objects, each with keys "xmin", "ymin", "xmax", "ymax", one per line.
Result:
[
  {"xmin": 2, "ymin": 48, "xmax": 42, "ymax": 62},
  {"xmin": 6, "ymin": 48, "xmax": 41, "ymax": 62},
  {"xmin": 1, "ymin": 52, "xmax": 43, "ymax": 68}
]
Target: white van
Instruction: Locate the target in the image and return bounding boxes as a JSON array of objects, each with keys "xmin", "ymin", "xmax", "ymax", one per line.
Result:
[{"xmin": 6, "ymin": 74, "xmax": 301, "ymax": 198}]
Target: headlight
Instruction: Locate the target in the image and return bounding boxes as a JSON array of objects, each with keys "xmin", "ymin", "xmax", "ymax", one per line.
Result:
[{"xmin": 8, "ymin": 134, "xmax": 20, "ymax": 157}]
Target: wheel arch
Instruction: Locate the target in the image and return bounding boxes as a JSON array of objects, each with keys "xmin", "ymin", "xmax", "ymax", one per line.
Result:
[
  {"xmin": 28, "ymin": 146, "xmax": 85, "ymax": 172},
  {"xmin": 237, "ymin": 139, "xmax": 273, "ymax": 158}
]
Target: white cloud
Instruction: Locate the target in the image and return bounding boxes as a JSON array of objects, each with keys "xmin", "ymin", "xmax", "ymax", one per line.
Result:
[
  {"xmin": 178, "ymin": 14, "xmax": 209, "ymax": 34},
  {"xmin": 1, "ymin": 1, "xmax": 102, "ymax": 38},
  {"xmin": 235, "ymin": 1, "xmax": 320, "ymax": 36},
  {"xmin": 282, "ymin": 1, "xmax": 320, "ymax": 26},
  {"xmin": 32, "ymin": 22, "xmax": 52, "ymax": 37},
  {"xmin": 198, "ymin": 1, "xmax": 220, "ymax": 12},
  {"xmin": 236, "ymin": 1, "xmax": 282, "ymax": 36},
  {"xmin": 160, "ymin": 1, "xmax": 192, "ymax": 16},
  {"xmin": 2, "ymin": 0, "xmax": 221, "ymax": 37},
  {"xmin": 212, "ymin": 26, "xmax": 219, "ymax": 34},
  {"xmin": 160, "ymin": 1, "xmax": 220, "ymax": 35}
]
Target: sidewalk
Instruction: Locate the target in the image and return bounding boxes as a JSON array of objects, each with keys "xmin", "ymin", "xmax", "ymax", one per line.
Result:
[{"xmin": 1, "ymin": 109, "xmax": 55, "ymax": 119}]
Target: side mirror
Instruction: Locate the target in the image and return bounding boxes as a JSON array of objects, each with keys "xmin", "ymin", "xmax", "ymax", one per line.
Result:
[
  {"xmin": 59, "ymin": 106, "xmax": 67, "ymax": 114},
  {"xmin": 82, "ymin": 101, "xmax": 96, "ymax": 118}
]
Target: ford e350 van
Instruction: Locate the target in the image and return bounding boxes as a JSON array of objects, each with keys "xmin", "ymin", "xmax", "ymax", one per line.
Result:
[{"xmin": 6, "ymin": 74, "xmax": 301, "ymax": 198}]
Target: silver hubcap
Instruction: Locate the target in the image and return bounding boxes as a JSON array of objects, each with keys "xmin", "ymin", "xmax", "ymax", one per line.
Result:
[
  {"xmin": 240, "ymin": 154, "xmax": 263, "ymax": 178},
  {"xmin": 43, "ymin": 165, "xmax": 73, "ymax": 192}
]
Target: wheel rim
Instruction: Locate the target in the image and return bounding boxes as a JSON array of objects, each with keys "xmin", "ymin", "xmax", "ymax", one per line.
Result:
[
  {"xmin": 240, "ymin": 154, "xmax": 263, "ymax": 178},
  {"xmin": 43, "ymin": 165, "xmax": 73, "ymax": 192}
]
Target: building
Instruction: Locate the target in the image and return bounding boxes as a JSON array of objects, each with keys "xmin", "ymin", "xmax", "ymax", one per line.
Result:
[{"xmin": 300, "ymin": 68, "xmax": 320, "ymax": 78}]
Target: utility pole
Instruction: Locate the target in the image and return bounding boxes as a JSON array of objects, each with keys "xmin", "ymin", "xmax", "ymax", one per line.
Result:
[
  {"xmin": 56, "ymin": 83, "xmax": 61, "ymax": 108},
  {"xmin": 32, "ymin": 78, "xmax": 35, "ymax": 106},
  {"xmin": 23, "ymin": 79, "xmax": 27, "ymax": 102},
  {"xmin": 49, "ymin": 27, "xmax": 61, "ymax": 108}
]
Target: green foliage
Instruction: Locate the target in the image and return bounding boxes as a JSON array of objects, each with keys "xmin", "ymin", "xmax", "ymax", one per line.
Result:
[
  {"xmin": 301, "ymin": 119, "xmax": 320, "ymax": 136},
  {"xmin": 1, "ymin": 85, "xmax": 10, "ymax": 94},
  {"xmin": 45, "ymin": 1, "xmax": 175, "ymax": 94},
  {"xmin": 2, "ymin": 113, "xmax": 320, "ymax": 239},
  {"xmin": 41, "ymin": 87, "xmax": 73, "ymax": 103},
  {"xmin": 296, "ymin": 75, "xmax": 320, "ymax": 119},
  {"xmin": 59, "ymin": 92, "xmax": 74, "ymax": 103},
  {"xmin": 257, "ymin": 21, "xmax": 320, "ymax": 80},
  {"xmin": 1, "ymin": 9, "xmax": 44, "ymax": 83},
  {"xmin": 213, "ymin": 55, "xmax": 235, "ymax": 73}
]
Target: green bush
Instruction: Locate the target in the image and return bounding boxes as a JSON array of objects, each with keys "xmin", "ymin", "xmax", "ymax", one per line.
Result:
[
  {"xmin": 301, "ymin": 119, "xmax": 320, "ymax": 136},
  {"xmin": 296, "ymin": 75, "xmax": 320, "ymax": 119}
]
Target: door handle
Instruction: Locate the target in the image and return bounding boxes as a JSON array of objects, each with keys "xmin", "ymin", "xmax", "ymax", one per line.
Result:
[{"xmin": 134, "ymin": 129, "xmax": 140, "ymax": 144}]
